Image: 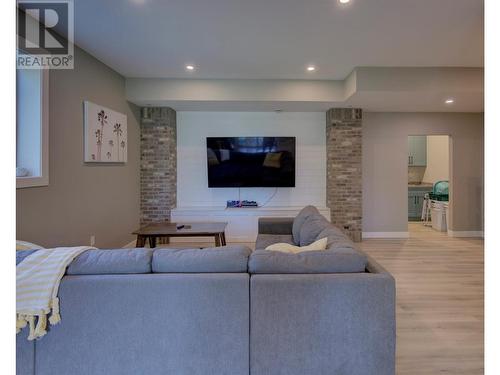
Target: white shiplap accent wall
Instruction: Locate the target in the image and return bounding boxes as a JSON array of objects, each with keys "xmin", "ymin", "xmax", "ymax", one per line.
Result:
[{"xmin": 176, "ymin": 111, "xmax": 326, "ymax": 208}]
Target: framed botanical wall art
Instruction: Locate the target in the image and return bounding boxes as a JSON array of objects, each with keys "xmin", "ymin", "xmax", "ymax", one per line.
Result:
[{"xmin": 84, "ymin": 101, "xmax": 127, "ymax": 163}]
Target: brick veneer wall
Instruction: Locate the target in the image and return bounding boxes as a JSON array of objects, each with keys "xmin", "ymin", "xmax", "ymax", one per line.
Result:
[
  {"xmin": 140, "ymin": 107, "xmax": 177, "ymax": 225},
  {"xmin": 326, "ymin": 108, "xmax": 363, "ymax": 242}
]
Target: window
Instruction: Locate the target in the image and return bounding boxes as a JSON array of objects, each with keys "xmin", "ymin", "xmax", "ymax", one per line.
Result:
[{"xmin": 16, "ymin": 66, "xmax": 49, "ymax": 188}]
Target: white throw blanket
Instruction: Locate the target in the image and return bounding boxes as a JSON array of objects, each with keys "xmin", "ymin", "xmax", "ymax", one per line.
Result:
[{"xmin": 16, "ymin": 246, "xmax": 95, "ymax": 340}]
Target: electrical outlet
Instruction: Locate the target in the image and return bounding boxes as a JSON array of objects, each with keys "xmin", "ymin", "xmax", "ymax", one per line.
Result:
[{"xmin": 90, "ymin": 235, "xmax": 95, "ymax": 246}]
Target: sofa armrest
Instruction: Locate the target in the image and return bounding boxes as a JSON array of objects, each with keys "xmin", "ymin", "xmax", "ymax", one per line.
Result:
[
  {"xmin": 250, "ymin": 270, "xmax": 396, "ymax": 375},
  {"xmin": 258, "ymin": 217, "xmax": 294, "ymax": 235},
  {"xmin": 356, "ymin": 248, "xmax": 394, "ymax": 277}
]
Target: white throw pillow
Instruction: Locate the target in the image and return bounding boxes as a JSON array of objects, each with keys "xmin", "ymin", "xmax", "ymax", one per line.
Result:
[{"xmin": 265, "ymin": 237, "xmax": 328, "ymax": 254}]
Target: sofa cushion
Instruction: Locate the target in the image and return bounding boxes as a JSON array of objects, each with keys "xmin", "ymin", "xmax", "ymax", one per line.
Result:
[
  {"xmin": 255, "ymin": 234, "xmax": 295, "ymax": 250},
  {"xmin": 299, "ymin": 214, "xmax": 331, "ymax": 246},
  {"xmin": 67, "ymin": 249, "xmax": 153, "ymax": 275},
  {"xmin": 265, "ymin": 237, "xmax": 328, "ymax": 253},
  {"xmin": 152, "ymin": 245, "xmax": 252, "ymax": 273},
  {"xmin": 248, "ymin": 248, "xmax": 367, "ymax": 274},
  {"xmin": 317, "ymin": 227, "xmax": 356, "ymax": 250},
  {"xmin": 258, "ymin": 217, "xmax": 294, "ymax": 235},
  {"xmin": 292, "ymin": 206, "xmax": 320, "ymax": 244}
]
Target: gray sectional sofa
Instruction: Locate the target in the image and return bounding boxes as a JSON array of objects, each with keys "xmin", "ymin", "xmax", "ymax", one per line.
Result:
[
  {"xmin": 16, "ymin": 206, "xmax": 395, "ymax": 375},
  {"xmin": 251, "ymin": 206, "xmax": 395, "ymax": 375}
]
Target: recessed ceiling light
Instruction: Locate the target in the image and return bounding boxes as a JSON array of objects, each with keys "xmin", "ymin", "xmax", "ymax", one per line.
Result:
[
  {"xmin": 445, "ymin": 98, "xmax": 455, "ymax": 104},
  {"xmin": 339, "ymin": 0, "xmax": 350, "ymax": 4},
  {"xmin": 306, "ymin": 66, "xmax": 316, "ymax": 72},
  {"xmin": 185, "ymin": 65, "xmax": 195, "ymax": 71}
]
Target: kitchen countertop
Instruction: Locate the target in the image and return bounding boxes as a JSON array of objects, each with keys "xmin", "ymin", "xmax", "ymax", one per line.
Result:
[
  {"xmin": 408, "ymin": 183, "xmax": 433, "ymax": 190},
  {"xmin": 408, "ymin": 182, "xmax": 433, "ymax": 187}
]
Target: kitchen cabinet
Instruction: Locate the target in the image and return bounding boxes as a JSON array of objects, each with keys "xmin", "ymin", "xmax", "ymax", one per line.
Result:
[
  {"xmin": 408, "ymin": 187, "xmax": 432, "ymax": 221},
  {"xmin": 408, "ymin": 136, "xmax": 427, "ymax": 166}
]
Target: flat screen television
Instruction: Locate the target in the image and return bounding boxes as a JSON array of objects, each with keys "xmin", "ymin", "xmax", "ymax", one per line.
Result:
[{"xmin": 207, "ymin": 137, "xmax": 296, "ymax": 187}]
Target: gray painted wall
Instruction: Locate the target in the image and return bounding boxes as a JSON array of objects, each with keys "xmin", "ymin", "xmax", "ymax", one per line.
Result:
[
  {"xmin": 363, "ymin": 112, "xmax": 484, "ymax": 234},
  {"xmin": 16, "ymin": 46, "xmax": 140, "ymax": 248}
]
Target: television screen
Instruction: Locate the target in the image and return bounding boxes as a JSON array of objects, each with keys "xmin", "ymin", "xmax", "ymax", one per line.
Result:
[{"xmin": 207, "ymin": 137, "xmax": 296, "ymax": 187}]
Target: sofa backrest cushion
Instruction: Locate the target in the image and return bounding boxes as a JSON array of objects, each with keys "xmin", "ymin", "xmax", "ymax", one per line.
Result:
[
  {"xmin": 299, "ymin": 214, "xmax": 332, "ymax": 246},
  {"xmin": 66, "ymin": 249, "xmax": 153, "ymax": 275},
  {"xmin": 152, "ymin": 245, "xmax": 252, "ymax": 273},
  {"xmin": 248, "ymin": 248, "xmax": 367, "ymax": 274},
  {"xmin": 317, "ymin": 227, "xmax": 356, "ymax": 250},
  {"xmin": 292, "ymin": 205, "xmax": 320, "ymax": 245}
]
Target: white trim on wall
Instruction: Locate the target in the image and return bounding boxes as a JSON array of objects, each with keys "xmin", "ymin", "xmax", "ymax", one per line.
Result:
[
  {"xmin": 362, "ymin": 232, "xmax": 410, "ymax": 239},
  {"xmin": 447, "ymin": 230, "xmax": 484, "ymax": 238},
  {"xmin": 17, "ymin": 68, "xmax": 49, "ymax": 189}
]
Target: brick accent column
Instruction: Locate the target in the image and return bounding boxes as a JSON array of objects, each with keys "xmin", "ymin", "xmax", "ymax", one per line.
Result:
[
  {"xmin": 140, "ymin": 107, "xmax": 177, "ymax": 225},
  {"xmin": 326, "ymin": 108, "xmax": 362, "ymax": 242}
]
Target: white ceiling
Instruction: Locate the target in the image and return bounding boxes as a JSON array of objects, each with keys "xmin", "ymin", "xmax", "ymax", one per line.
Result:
[{"xmin": 73, "ymin": 0, "xmax": 484, "ymax": 80}]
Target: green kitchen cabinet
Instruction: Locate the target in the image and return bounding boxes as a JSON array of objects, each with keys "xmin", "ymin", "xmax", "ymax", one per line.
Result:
[
  {"xmin": 408, "ymin": 187, "xmax": 432, "ymax": 221},
  {"xmin": 408, "ymin": 136, "xmax": 427, "ymax": 166},
  {"xmin": 408, "ymin": 192, "xmax": 419, "ymax": 220}
]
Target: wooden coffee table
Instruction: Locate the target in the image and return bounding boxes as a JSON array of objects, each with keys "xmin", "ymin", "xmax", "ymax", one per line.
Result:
[{"xmin": 132, "ymin": 222, "xmax": 228, "ymax": 248}]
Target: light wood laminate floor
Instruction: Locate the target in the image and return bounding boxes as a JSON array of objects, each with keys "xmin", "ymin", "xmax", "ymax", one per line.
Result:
[
  {"xmin": 163, "ymin": 222, "xmax": 484, "ymax": 374},
  {"xmin": 362, "ymin": 223, "xmax": 484, "ymax": 375}
]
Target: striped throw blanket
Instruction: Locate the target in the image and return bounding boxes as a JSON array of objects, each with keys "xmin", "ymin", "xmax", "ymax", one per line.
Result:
[{"xmin": 16, "ymin": 246, "xmax": 95, "ymax": 340}]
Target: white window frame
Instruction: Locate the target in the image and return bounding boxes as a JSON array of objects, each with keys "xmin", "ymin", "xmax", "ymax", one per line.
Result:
[{"xmin": 16, "ymin": 66, "xmax": 49, "ymax": 189}]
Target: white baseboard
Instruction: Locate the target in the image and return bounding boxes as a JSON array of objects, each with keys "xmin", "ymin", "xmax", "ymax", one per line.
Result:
[
  {"xmin": 362, "ymin": 232, "xmax": 410, "ymax": 239},
  {"xmin": 447, "ymin": 230, "xmax": 484, "ymax": 238}
]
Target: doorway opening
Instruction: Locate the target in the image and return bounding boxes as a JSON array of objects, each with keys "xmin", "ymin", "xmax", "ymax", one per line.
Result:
[{"xmin": 407, "ymin": 135, "xmax": 450, "ymax": 234}]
